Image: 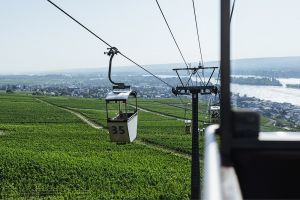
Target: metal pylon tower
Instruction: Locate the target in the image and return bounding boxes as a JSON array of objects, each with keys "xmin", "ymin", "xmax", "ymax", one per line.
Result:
[{"xmin": 172, "ymin": 66, "xmax": 218, "ymax": 199}]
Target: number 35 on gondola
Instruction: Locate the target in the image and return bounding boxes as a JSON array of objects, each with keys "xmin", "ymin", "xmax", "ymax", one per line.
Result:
[{"xmin": 105, "ymin": 90, "xmax": 138, "ymax": 143}]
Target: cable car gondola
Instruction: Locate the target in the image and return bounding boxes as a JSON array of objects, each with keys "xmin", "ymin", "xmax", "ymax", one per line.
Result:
[
  {"xmin": 104, "ymin": 47, "xmax": 138, "ymax": 143},
  {"xmin": 208, "ymin": 77, "xmax": 220, "ymax": 124},
  {"xmin": 208, "ymin": 98, "xmax": 220, "ymax": 124}
]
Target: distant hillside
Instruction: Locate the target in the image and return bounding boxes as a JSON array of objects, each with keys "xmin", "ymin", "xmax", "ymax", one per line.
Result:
[
  {"xmin": 17, "ymin": 56, "xmax": 300, "ymax": 78},
  {"xmin": 230, "ymin": 56, "xmax": 300, "ymax": 77},
  {"xmin": 52, "ymin": 63, "xmax": 187, "ymax": 76},
  {"xmin": 58, "ymin": 56, "xmax": 300, "ymax": 77}
]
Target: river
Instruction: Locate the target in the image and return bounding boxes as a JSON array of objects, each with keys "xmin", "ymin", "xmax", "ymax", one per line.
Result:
[
  {"xmin": 142, "ymin": 74, "xmax": 300, "ymax": 106},
  {"xmin": 231, "ymin": 78, "xmax": 300, "ymax": 106}
]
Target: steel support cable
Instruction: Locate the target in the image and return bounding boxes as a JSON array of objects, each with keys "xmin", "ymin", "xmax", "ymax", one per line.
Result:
[
  {"xmin": 117, "ymin": 52, "xmax": 174, "ymax": 88},
  {"xmin": 155, "ymin": 0, "xmax": 190, "ymax": 69},
  {"xmin": 230, "ymin": 0, "xmax": 236, "ymax": 22},
  {"xmin": 191, "ymin": 0, "xmax": 204, "ymax": 67},
  {"xmin": 46, "ymin": 0, "xmax": 174, "ymax": 89},
  {"xmin": 46, "ymin": 0, "xmax": 112, "ymax": 48}
]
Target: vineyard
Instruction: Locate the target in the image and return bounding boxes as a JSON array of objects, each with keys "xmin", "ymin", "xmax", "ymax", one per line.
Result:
[
  {"xmin": 0, "ymin": 93, "xmax": 282, "ymax": 199},
  {"xmin": 0, "ymin": 93, "xmax": 193, "ymax": 199}
]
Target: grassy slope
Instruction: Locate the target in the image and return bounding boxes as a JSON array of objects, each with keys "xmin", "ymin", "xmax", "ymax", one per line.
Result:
[
  {"xmin": 137, "ymin": 99, "xmax": 207, "ymax": 121},
  {"xmin": 39, "ymin": 96, "xmax": 197, "ymax": 154},
  {"xmin": 39, "ymin": 96, "xmax": 284, "ymax": 153},
  {"xmin": 1, "ymin": 94, "xmax": 287, "ymax": 198},
  {"xmin": 0, "ymin": 94, "xmax": 190, "ymax": 199}
]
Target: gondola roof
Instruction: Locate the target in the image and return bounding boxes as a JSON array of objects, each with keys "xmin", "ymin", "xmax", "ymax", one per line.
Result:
[{"xmin": 105, "ymin": 90, "xmax": 137, "ymax": 101}]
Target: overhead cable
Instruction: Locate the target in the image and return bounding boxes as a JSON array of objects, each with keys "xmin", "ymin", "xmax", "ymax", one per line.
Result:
[
  {"xmin": 155, "ymin": 0, "xmax": 190, "ymax": 69},
  {"xmin": 46, "ymin": 0, "xmax": 174, "ymax": 89},
  {"xmin": 230, "ymin": 0, "xmax": 236, "ymax": 22},
  {"xmin": 191, "ymin": 0, "xmax": 204, "ymax": 67}
]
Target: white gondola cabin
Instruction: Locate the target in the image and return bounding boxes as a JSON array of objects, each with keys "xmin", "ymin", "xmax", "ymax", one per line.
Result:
[
  {"xmin": 105, "ymin": 89, "xmax": 138, "ymax": 143},
  {"xmin": 184, "ymin": 119, "xmax": 192, "ymax": 134},
  {"xmin": 209, "ymin": 105, "xmax": 220, "ymax": 124}
]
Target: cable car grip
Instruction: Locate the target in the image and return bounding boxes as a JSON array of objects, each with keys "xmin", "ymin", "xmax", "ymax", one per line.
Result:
[{"xmin": 105, "ymin": 47, "xmax": 130, "ymax": 89}]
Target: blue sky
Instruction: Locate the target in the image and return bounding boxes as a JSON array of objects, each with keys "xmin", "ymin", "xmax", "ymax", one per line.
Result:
[{"xmin": 0, "ymin": 0, "xmax": 299, "ymax": 74}]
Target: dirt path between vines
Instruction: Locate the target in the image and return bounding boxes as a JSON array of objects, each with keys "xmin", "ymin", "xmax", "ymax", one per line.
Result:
[
  {"xmin": 36, "ymin": 98, "xmax": 102, "ymax": 129},
  {"xmin": 36, "ymin": 98, "xmax": 191, "ymax": 160}
]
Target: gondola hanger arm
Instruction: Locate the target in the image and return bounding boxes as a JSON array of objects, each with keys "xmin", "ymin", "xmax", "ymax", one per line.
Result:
[{"xmin": 104, "ymin": 47, "xmax": 129, "ymax": 90}]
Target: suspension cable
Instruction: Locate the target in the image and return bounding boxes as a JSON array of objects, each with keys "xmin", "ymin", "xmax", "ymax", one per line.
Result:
[
  {"xmin": 46, "ymin": 0, "xmax": 112, "ymax": 48},
  {"xmin": 118, "ymin": 52, "xmax": 174, "ymax": 88},
  {"xmin": 155, "ymin": 0, "xmax": 190, "ymax": 69},
  {"xmin": 230, "ymin": 0, "xmax": 236, "ymax": 22},
  {"xmin": 46, "ymin": 0, "xmax": 174, "ymax": 89},
  {"xmin": 191, "ymin": 0, "xmax": 204, "ymax": 67}
]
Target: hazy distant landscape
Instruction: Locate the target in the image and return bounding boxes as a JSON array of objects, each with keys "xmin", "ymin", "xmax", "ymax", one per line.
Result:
[
  {"xmin": 1, "ymin": 56, "xmax": 300, "ymax": 102},
  {"xmin": 1, "ymin": 56, "xmax": 300, "ymax": 131},
  {"xmin": 2, "ymin": 56, "xmax": 300, "ymax": 77}
]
